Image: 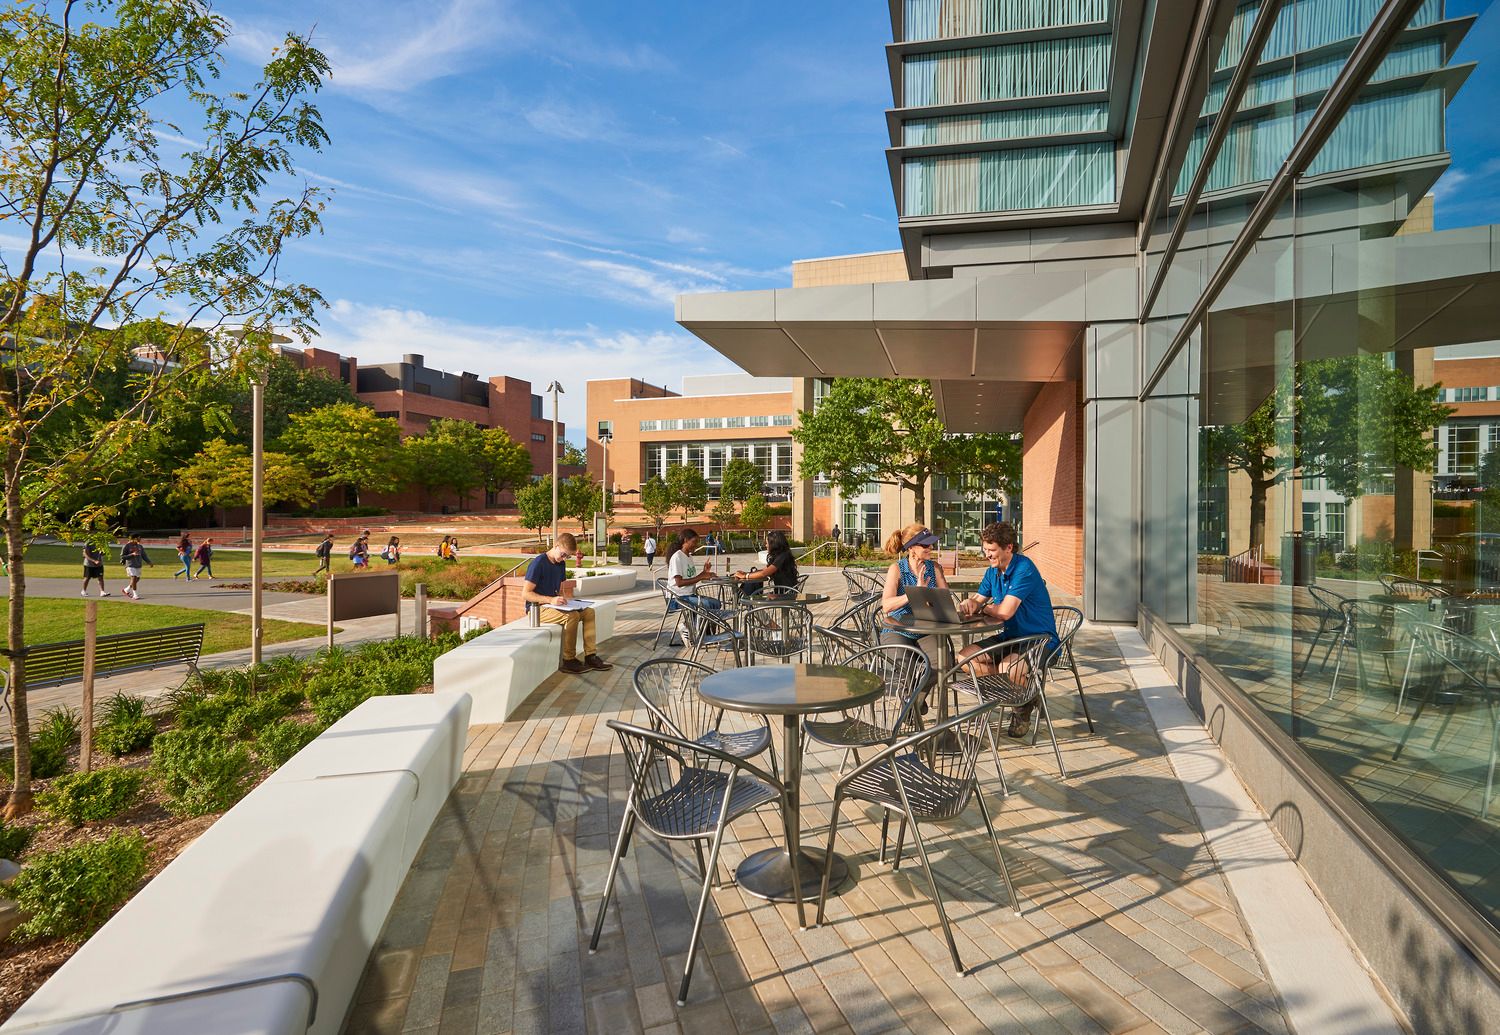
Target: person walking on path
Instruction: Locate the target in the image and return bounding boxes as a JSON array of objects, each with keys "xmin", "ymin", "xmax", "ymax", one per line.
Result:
[
  {"xmin": 436, "ymin": 535, "xmax": 452, "ymax": 560},
  {"xmin": 313, "ymin": 533, "xmax": 334, "ymax": 576},
  {"xmin": 521, "ymin": 531, "xmax": 612, "ymax": 675},
  {"xmin": 381, "ymin": 536, "xmax": 401, "ymax": 565},
  {"xmin": 448, "ymin": 537, "xmax": 461, "ymax": 561},
  {"xmin": 120, "ymin": 535, "xmax": 152, "ymax": 599},
  {"xmin": 172, "ymin": 532, "xmax": 193, "ymax": 580},
  {"xmin": 643, "ymin": 533, "xmax": 657, "ymax": 570},
  {"xmin": 349, "ymin": 535, "xmax": 370, "ymax": 568},
  {"xmin": 193, "ymin": 538, "xmax": 215, "ymax": 579},
  {"xmin": 81, "ymin": 542, "xmax": 109, "ymax": 597}
]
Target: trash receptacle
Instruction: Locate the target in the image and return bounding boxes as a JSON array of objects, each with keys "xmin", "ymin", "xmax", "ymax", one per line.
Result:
[
  {"xmin": 618, "ymin": 539, "xmax": 633, "ymax": 566},
  {"xmin": 1281, "ymin": 533, "xmax": 1318, "ymax": 586}
]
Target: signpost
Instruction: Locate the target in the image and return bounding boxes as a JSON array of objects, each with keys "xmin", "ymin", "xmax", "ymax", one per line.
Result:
[{"xmin": 327, "ymin": 571, "xmax": 402, "ymax": 647}]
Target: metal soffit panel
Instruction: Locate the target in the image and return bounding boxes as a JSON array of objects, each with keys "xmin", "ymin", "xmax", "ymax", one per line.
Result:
[{"xmin": 933, "ymin": 380, "xmax": 1043, "ymax": 434}]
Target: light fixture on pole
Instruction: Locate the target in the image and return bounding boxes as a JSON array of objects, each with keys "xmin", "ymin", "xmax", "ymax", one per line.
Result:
[
  {"xmin": 545, "ymin": 381, "xmax": 564, "ymax": 547},
  {"xmin": 227, "ymin": 326, "xmax": 291, "ymax": 667},
  {"xmin": 597, "ymin": 427, "xmax": 613, "ymax": 563}
]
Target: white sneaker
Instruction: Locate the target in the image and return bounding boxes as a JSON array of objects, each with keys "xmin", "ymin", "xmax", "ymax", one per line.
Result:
[
  {"xmin": 80, "ymin": 590, "xmax": 88, "ymax": 597},
  {"xmin": 99, "ymin": 591, "xmax": 110, "ymax": 597}
]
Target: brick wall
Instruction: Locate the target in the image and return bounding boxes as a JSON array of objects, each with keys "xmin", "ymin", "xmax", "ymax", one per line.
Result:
[{"xmin": 1022, "ymin": 381, "xmax": 1084, "ymax": 596}]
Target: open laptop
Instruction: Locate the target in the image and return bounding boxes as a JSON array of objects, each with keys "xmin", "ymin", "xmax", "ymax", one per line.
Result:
[{"xmin": 903, "ymin": 585, "xmax": 986, "ymax": 624}]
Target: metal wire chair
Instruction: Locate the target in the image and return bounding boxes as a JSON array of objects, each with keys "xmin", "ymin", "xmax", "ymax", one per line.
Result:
[
  {"xmin": 815, "ymin": 699, "xmax": 1019, "ymax": 975},
  {"xmin": 1380, "ymin": 574, "xmax": 1449, "ymax": 600},
  {"xmin": 675, "ymin": 595, "xmax": 744, "ymax": 667},
  {"xmin": 589, "ymin": 720, "xmax": 784, "ymax": 1005},
  {"xmin": 652, "ymin": 579, "xmax": 686, "ymax": 649},
  {"xmin": 823, "ymin": 594, "xmax": 878, "ymax": 641},
  {"xmin": 814, "ymin": 625, "xmax": 867, "ymax": 666},
  {"xmin": 1298, "ymin": 584, "xmax": 1350, "ymax": 677},
  {"xmin": 803, "ymin": 643, "xmax": 930, "ymax": 771},
  {"xmin": 950, "ymin": 634, "xmax": 1058, "ymax": 780},
  {"xmin": 842, "ymin": 565, "xmax": 884, "ymax": 607},
  {"xmin": 744, "ymin": 602, "xmax": 814, "ymax": 664},
  {"xmin": 634, "ymin": 658, "xmax": 775, "ymax": 775},
  {"xmin": 1047, "ymin": 606, "xmax": 1092, "ymax": 734}
]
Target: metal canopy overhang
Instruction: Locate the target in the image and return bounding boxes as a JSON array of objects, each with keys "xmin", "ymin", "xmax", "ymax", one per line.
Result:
[{"xmin": 677, "ymin": 275, "xmax": 1099, "ymax": 435}]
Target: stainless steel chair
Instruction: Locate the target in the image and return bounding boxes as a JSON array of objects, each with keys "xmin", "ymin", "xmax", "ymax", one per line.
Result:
[
  {"xmin": 675, "ymin": 595, "xmax": 744, "ymax": 667},
  {"xmin": 589, "ymin": 720, "xmax": 783, "ymax": 1005},
  {"xmin": 950, "ymin": 634, "xmax": 1057, "ymax": 780},
  {"xmin": 634, "ymin": 658, "xmax": 774, "ymax": 775},
  {"xmin": 1047, "ymin": 606, "xmax": 1092, "ymax": 734},
  {"xmin": 744, "ymin": 601, "xmax": 814, "ymax": 664},
  {"xmin": 842, "ymin": 565, "xmax": 883, "ymax": 607},
  {"xmin": 652, "ymin": 578, "xmax": 686, "ymax": 649},
  {"xmin": 803, "ymin": 643, "xmax": 929, "ymax": 771},
  {"xmin": 1298, "ymin": 584, "xmax": 1350, "ymax": 677},
  {"xmin": 814, "ymin": 699, "xmax": 1020, "ymax": 975},
  {"xmin": 814, "ymin": 625, "xmax": 867, "ymax": 666}
]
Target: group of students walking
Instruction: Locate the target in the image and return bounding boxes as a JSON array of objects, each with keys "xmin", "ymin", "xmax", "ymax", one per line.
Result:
[
  {"xmin": 80, "ymin": 533, "xmax": 214, "ymax": 599},
  {"xmin": 313, "ymin": 531, "xmax": 402, "ymax": 574}
]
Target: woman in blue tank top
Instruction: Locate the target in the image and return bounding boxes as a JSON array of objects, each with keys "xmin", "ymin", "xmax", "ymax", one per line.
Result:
[{"xmin": 877, "ymin": 524, "xmax": 948, "ymax": 702}]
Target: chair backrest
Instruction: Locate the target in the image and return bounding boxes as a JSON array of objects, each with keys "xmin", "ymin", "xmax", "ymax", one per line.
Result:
[
  {"xmin": 1411, "ymin": 621, "xmax": 1495, "ymax": 685},
  {"xmin": 1307, "ymin": 584, "xmax": 1346, "ymax": 616},
  {"xmin": 1388, "ymin": 576, "xmax": 1449, "ymax": 600},
  {"xmin": 794, "ymin": 574, "xmax": 810, "ymax": 594},
  {"xmin": 878, "ymin": 700, "xmax": 1001, "ymax": 820},
  {"xmin": 606, "ymin": 719, "xmax": 748, "ymax": 838},
  {"xmin": 815, "ymin": 625, "xmax": 867, "ymax": 665},
  {"xmin": 744, "ymin": 602, "xmax": 814, "ymax": 660},
  {"xmin": 830, "ymin": 595, "xmax": 879, "ymax": 638},
  {"xmin": 841, "ymin": 643, "xmax": 930, "ymax": 738},
  {"xmin": 954, "ymin": 634, "xmax": 1050, "ymax": 701},
  {"xmin": 633, "ymin": 658, "xmax": 719, "ymax": 741},
  {"xmin": 843, "ymin": 565, "xmax": 883, "ymax": 604},
  {"xmin": 1048, "ymin": 606, "xmax": 1082, "ymax": 667}
]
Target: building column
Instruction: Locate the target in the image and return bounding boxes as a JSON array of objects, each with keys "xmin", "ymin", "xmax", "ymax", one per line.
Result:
[
  {"xmin": 1083, "ymin": 322, "xmax": 1143, "ymax": 621},
  {"xmin": 1395, "ymin": 347, "xmax": 1435, "ymax": 552},
  {"xmin": 1022, "ymin": 379, "xmax": 1086, "ymax": 598},
  {"xmin": 791, "ymin": 378, "xmax": 815, "ymax": 541}
]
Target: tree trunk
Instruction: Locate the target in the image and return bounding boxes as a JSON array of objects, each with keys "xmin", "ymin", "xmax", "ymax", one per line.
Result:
[
  {"xmin": 1248, "ymin": 477, "xmax": 1269, "ymax": 554},
  {"xmin": 912, "ymin": 484, "xmax": 926, "ymax": 525},
  {"xmin": 4, "ymin": 457, "xmax": 31, "ymax": 818}
]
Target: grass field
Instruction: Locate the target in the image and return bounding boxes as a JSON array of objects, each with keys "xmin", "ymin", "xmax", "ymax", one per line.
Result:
[
  {"xmin": 18, "ymin": 543, "xmax": 536, "ymax": 582},
  {"xmin": 22, "ymin": 598, "xmax": 324, "ymax": 653}
]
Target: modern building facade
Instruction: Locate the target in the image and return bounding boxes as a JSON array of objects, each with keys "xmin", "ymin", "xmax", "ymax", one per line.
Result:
[{"xmin": 678, "ymin": 1, "xmax": 1500, "ymax": 1025}]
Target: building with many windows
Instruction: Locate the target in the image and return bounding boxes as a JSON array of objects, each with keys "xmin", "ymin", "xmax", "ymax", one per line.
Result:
[{"xmin": 675, "ymin": 0, "xmax": 1500, "ymax": 1024}]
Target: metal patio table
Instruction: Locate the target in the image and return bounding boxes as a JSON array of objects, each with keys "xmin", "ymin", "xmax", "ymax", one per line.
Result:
[
  {"xmin": 880, "ymin": 613, "xmax": 1008, "ymax": 722},
  {"xmin": 698, "ymin": 663, "xmax": 883, "ymax": 926}
]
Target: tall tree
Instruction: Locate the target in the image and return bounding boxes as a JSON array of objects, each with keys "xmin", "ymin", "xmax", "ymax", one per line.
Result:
[
  {"xmin": 0, "ymin": 1, "xmax": 329, "ymax": 815},
  {"xmin": 710, "ymin": 496, "xmax": 737, "ymax": 537},
  {"xmin": 740, "ymin": 493, "xmax": 771, "ymax": 539},
  {"xmin": 170, "ymin": 438, "xmax": 314, "ymax": 521},
  {"xmin": 220, "ymin": 354, "xmax": 360, "ymax": 443},
  {"xmin": 791, "ymin": 379, "xmax": 1014, "ymax": 523},
  {"xmin": 476, "ymin": 427, "xmax": 534, "ymax": 505},
  {"xmin": 1202, "ymin": 356, "xmax": 1450, "ymax": 551},
  {"xmin": 666, "ymin": 463, "xmax": 709, "ymax": 524},
  {"xmin": 401, "ymin": 419, "xmax": 482, "ymax": 511},
  {"xmin": 640, "ymin": 475, "xmax": 672, "ymax": 535},
  {"xmin": 281, "ymin": 403, "xmax": 404, "ymax": 507},
  {"xmin": 515, "ymin": 477, "xmax": 552, "ymax": 547},
  {"xmin": 560, "ymin": 473, "xmax": 602, "ymax": 534},
  {"xmin": 720, "ymin": 457, "xmax": 762, "ymax": 505}
]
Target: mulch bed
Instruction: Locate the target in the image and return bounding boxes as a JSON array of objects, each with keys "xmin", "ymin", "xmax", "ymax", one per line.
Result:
[{"xmin": 0, "ymin": 686, "xmax": 429, "ymax": 1022}]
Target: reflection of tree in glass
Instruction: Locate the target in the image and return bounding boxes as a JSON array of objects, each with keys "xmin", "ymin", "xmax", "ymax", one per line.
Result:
[{"xmin": 1202, "ymin": 356, "xmax": 1450, "ymax": 551}]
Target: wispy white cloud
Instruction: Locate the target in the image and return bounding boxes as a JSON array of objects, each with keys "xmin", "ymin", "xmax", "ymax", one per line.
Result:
[{"xmin": 312, "ymin": 299, "xmax": 737, "ymax": 430}]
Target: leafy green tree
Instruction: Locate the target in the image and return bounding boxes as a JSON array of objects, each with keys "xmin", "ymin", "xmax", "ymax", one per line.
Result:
[
  {"xmin": 666, "ymin": 464, "xmax": 709, "ymax": 524},
  {"xmin": 560, "ymin": 474, "xmax": 602, "ymax": 534},
  {"xmin": 560, "ymin": 443, "xmax": 587, "ymax": 467},
  {"xmin": 720, "ymin": 457, "xmax": 762, "ymax": 505},
  {"xmin": 476, "ymin": 427, "xmax": 534, "ymax": 505},
  {"xmin": 170, "ymin": 439, "xmax": 314, "ymax": 521},
  {"xmin": 710, "ymin": 496, "xmax": 738, "ymax": 536},
  {"xmin": 515, "ymin": 477, "xmax": 553, "ymax": 547},
  {"xmin": 282, "ymin": 404, "xmax": 404, "ymax": 507},
  {"xmin": 0, "ymin": 1, "xmax": 329, "ymax": 816},
  {"xmin": 1202, "ymin": 356, "xmax": 1449, "ymax": 551},
  {"xmin": 222, "ymin": 355, "xmax": 360, "ymax": 443},
  {"xmin": 741, "ymin": 493, "xmax": 771, "ymax": 539},
  {"xmin": 402, "ymin": 420, "xmax": 482, "ymax": 511},
  {"xmin": 792, "ymin": 379, "xmax": 1014, "ymax": 523},
  {"xmin": 640, "ymin": 475, "xmax": 672, "ymax": 535}
]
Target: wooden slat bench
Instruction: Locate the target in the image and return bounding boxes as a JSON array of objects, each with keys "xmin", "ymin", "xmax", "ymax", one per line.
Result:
[{"xmin": 2, "ymin": 623, "xmax": 206, "ymax": 714}]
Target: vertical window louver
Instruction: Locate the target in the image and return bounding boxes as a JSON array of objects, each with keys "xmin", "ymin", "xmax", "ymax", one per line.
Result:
[
  {"xmin": 904, "ymin": 35, "xmax": 1112, "ymax": 106},
  {"xmin": 903, "ymin": 102, "xmax": 1109, "ymax": 145},
  {"xmin": 902, "ymin": 0, "xmax": 1109, "ymax": 41},
  {"xmin": 1202, "ymin": 39, "xmax": 1445, "ymax": 116},
  {"xmin": 1217, "ymin": 0, "xmax": 1443, "ymax": 72},
  {"xmin": 903, "ymin": 141, "xmax": 1116, "ymax": 215}
]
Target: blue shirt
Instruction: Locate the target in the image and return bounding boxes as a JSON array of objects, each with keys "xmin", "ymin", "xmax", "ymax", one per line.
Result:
[
  {"xmin": 524, "ymin": 552, "xmax": 567, "ymax": 612},
  {"xmin": 979, "ymin": 554, "xmax": 1058, "ymax": 653}
]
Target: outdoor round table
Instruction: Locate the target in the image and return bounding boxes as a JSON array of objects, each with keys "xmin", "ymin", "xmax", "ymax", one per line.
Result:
[
  {"xmin": 746, "ymin": 591, "xmax": 830, "ymax": 607},
  {"xmin": 880, "ymin": 614, "xmax": 1008, "ymax": 722},
  {"xmin": 698, "ymin": 664, "xmax": 883, "ymax": 923}
]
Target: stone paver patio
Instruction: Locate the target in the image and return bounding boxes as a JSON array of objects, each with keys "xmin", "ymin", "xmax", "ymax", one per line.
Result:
[{"xmin": 347, "ymin": 575, "xmax": 1321, "ymax": 1034}]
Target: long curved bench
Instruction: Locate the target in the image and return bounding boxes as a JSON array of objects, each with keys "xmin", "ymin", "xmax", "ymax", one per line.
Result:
[{"xmin": 1, "ymin": 692, "xmax": 471, "ymax": 1035}]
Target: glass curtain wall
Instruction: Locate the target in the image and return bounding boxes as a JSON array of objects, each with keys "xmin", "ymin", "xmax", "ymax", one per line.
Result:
[{"xmin": 1143, "ymin": 0, "xmax": 1500, "ymax": 931}]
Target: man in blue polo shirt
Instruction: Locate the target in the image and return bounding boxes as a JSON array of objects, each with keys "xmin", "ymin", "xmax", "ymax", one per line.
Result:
[{"xmin": 956, "ymin": 521, "xmax": 1058, "ymax": 738}]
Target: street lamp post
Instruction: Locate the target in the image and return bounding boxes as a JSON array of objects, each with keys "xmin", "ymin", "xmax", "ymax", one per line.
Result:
[
  {"xmin": 546, "ymin": 381, "xmax": 564, "ymax": 547},
  {"xmin": 597, "ymin": 428, "xmax": 613, "ymax": 563}
]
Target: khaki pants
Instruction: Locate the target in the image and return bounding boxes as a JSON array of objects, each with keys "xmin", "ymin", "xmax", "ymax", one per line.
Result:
[{"xmin": 538, "ymin": 606, "xmax": 596, "ymax": 661}]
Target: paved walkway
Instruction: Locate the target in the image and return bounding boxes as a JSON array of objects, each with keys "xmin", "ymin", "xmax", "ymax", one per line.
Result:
[{"xmin": 347, "ymin": 574, "xmax": 1407, "ymax": 1034}]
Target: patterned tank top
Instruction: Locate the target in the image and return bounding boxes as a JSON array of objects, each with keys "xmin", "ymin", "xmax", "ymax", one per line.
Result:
[{"xmin": 889, "ymin": 556, "xmax": 938, "ymax": 634}]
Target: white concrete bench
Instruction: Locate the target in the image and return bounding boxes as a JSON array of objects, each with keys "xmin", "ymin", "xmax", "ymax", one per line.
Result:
[
  {"xmin": 2, "ymin": 693, "xmax": 471, "ymax": 1035},
  {"xmin": 433, "ymin": 598, "xmax": 618, "ymax": 725}
]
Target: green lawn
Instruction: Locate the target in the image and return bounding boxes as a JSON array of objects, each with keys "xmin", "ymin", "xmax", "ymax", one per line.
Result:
[
  {"xmin": 23, "ymin": 598, "xmax": 324, "ymax": 653},
  {"xmin": 20, "ymin": 543, "xmax": 366, "ymax": 581}
]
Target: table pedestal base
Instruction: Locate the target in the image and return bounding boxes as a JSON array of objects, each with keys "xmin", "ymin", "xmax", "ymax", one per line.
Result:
[{"xmin": 736, "ymin": 847, "xmax": 848, "ymax": 902}]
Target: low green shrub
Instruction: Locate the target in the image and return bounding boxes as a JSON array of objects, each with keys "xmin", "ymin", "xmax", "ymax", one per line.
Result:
[
  {"xmin": 31, "ymin": 707, "xmax": 81, "ymax": 779},
  {"xmin": 0, "ymin": 817, "xmax": 32, "ymax": 859},
  {"xmin": 37, "ymin": 767, "xmax": 145, "ymax": 826},
  {"xmin": 150, "ymin": 727, "xmax": 252, "ymax": 817},
  {"xmin": 94, "ymin": 693, "xmax": 157, "ymax": 757},
  {"xmin": 255, "ymin": 718, "xmax": 323, "ymax": 769},
  {"xmin": 3, "ymin": 831, "xmax": 150, "ymax": 941},
  {"xmin": 284, "ymin": 504, "xmax": 389, "ymax": 518}
]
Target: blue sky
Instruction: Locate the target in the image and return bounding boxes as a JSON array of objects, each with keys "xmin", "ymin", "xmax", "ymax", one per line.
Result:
[
  {"xmin": 217, "ymin": 1, "xmax": 899, "ymax": 434},
  {"xmin": 212, "ymin": 1, "xmax": 1500, "ymax": 435}
]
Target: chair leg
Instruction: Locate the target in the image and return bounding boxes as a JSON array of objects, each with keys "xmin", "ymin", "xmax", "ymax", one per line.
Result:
[
  {"xmin": 975, "ymin": 790, "xmax": 1021, "ymax": 915},
  {"xmin": 1393, "ymin": 686, "xmax": 1432, "ymax": 761},
  {"xmin": 878, "ymin": 809, "xmax": 890, "ymax": 864},
  {"xmin": 1069, "ymin": 652, "xmax": 1093, "ymax": 733},
  {"xmin": 902, "ymin": 812, "xmax": 964, "ymax": 974},
  {"xmin": 678, "ymin": 816, "xmax": 732, "ymax": 1005},
  {"xmin": 1396, "ymin": 640, "xmax": 1418, "ymax": 714},
  {"xmin": 1035, "ymin": 692, "xmax": 1067, "ymax": 779},
  {"xmin": 589, "ymin": 804, "xmax": 636, "ymax": 952},
  {"xmin": 892, "ymin": 819, "xmax": 907, "ymax": 871},
  {"xmin": 984, "ymin": 721, "xmax": 1010, "ymax": 797},
  {"xmin": 692, "ymin": 840, "xmax": 708, "ymax": 880},
  {"xmin": 1297, "ymin": 624, "xmax": 1326, "ymax": 677},
  {"xmin": 815, "ymin": 792, "xmax": 845, "ymax": 925}
]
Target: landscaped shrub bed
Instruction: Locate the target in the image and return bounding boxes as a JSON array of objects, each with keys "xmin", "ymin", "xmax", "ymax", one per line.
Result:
[{"xmin": 0, "ymin": 630, "xmax": 467, "ymax": 1022}]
